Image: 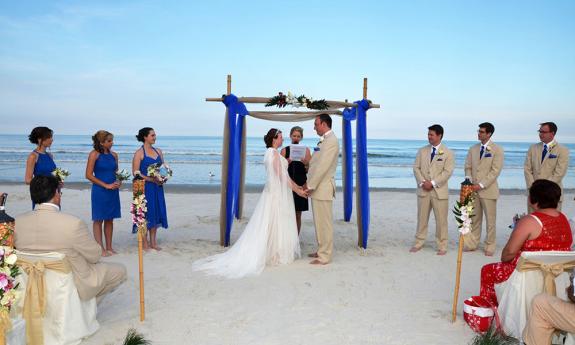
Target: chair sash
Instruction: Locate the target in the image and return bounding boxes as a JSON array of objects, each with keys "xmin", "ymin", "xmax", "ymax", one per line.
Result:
[
  {"xmin": 16, "ymin": 257, "xmax": 72, "ymax": 345},
  {"xmin": 516, "ymin": 257, "xmax": 575, "ymax": 296}
]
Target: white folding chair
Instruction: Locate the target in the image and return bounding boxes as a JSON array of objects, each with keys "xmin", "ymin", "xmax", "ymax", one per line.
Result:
[
  {"xmin": 495, "ymin": 251, "xmax": 575, "ymax": 342},
  {"xmin": 14, "ymin": 251, "xmax": 99, "ymax": 345}
]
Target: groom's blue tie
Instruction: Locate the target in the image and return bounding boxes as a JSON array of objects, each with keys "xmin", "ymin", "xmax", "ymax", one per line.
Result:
[
  {"xmin": 541, "ymin": 144, "xmax": 548, "ymax": 163},
  {"xmin": 480, "ymin": 145, "xmax": 485, "ymax": 159},
  {"xmin": 430, "ymin": 147, "xmax": 436, "ymax": 162}
]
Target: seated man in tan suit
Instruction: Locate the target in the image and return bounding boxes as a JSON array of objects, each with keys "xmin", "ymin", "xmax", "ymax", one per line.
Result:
[
  {"xmin": 306, "ymin": 114, "xmax": 339, "ymax": 265},
  {"xmin": 524, "ymin": 122, "xmax": 570, "ymax": 213},
  {"xmin": 463, "ymin": 122, "xmax": 504, "ymax": 256},
  {"xmin": 523, "ymin": 274, "xmax": 575, "ymax": 345},
  {"xmin": 411, "ymin": 124, "xmax": 455, "ymax": 255},
  {"xmin": 15, "ymin": 175, "xmax": 126, "ymax": 301}
]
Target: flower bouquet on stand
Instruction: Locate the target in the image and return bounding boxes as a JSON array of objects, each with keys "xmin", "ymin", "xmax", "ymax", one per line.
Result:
[
  {"xmin": 131, "ymin": 173, "xmax": 147, "ymax": 322},
  {"xmin": 0, "ymin": 247, "xmax": 21, "ymax": 345},
  {"xmin": 452, "ymin": 178, "xmax": 475, "ymax": 322}
]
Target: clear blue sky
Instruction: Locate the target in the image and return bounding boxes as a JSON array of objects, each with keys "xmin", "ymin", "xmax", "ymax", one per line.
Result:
[{"xmin": 1, "ymin": 0, "xmax": 574, "ymax": 142}]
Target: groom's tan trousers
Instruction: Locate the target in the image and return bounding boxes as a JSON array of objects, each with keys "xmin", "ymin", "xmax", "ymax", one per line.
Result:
[{"xmin": 312, "ymin": 198, "xmax": 334, "ymax": 263}]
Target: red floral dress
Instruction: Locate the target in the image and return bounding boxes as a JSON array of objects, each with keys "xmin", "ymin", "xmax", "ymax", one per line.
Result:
[{"xmin": 479, "ymin": 212, "xmax": 573, "ymax": 305}]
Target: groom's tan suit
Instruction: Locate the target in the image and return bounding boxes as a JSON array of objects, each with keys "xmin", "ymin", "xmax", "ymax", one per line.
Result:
[
  {"xmin": 413, "ymin": 143, "xmax": 455, "ymax": 251},
  {"xmin": 524, "ymin": 141, "xmax": 570, "ymax": 212},
  {"xmin": 307, "ymin": 131, "xmax": 339, "ymax": 263},
  {"xmin": 15, "ymin": 204, "xmax": 127, "ymax": 300},
  {"xmin": 463, "ymin": 141, "xmax": 504, "ymax": 252}
]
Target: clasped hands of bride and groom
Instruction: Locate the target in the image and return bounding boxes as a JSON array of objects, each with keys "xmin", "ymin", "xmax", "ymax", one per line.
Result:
[{"xmin": 193, "ymin": 114, "xmax": 339, "ymax": 278}]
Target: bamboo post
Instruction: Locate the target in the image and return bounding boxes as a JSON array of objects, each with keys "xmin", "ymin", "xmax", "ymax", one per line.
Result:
[
  {"xmin": 363, "ymin": 77, "xmax": 368, "ymax": 99},
  {"xmin": 452, "ymin": 234, "xmax": 464, "ymax": 322},
  {"xmin": 138, "ymin": 226, "xmax": 145, "ymax": 321},
  {"xmin": 133, "ymin": 179, "xmax": 146, "ymax": 321},
  {"xmin": 219, "ymin": 75, "xmax": 232, "ymax": 246},
  {"xmin": 452, "ymin": 180, "xmax": 474, "ymax": 322},
  {"xmin": 238, "ymin": 118, "xmax": 246, "ymax": 218}
]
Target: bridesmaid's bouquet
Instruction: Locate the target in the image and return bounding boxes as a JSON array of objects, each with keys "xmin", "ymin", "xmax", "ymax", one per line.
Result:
[
  {"xmin": 147, "ymin": 163, "xmax": 173, "ymax": 184},
  {"xmin": 115, "ymin": 169, "xmax": 131, "ymax": 182},
  {"xmin": 52, "ymin": 167, "xmax": 70, "ymax": 182}
]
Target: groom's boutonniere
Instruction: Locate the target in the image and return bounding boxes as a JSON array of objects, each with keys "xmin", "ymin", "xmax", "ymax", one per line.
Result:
[
  {"xmin": 548, "ymin": 142, "xmax": 556, "ymax": 150},
  {"xmin": 486, "ymin": 145, "xmax": 492, "ymax": 152},
  {"xmin": 437, "ymin": 149, "xmax": 444, "ymax": 155}
]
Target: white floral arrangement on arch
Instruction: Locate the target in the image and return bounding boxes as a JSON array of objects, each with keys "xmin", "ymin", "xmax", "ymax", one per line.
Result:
[{"xmin": 265, "ymin": 92, "xmax": 329, "ymax": 110}]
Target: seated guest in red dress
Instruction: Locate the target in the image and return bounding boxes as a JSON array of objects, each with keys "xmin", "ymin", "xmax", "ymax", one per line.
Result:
[{"xmin": 479, "ymin": 179, "xmax": 573, "ymax": 305}]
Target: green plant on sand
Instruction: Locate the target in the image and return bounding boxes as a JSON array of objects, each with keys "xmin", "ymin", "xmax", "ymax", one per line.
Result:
[{"xmin": 469, "ymin": 324, "xmax": 519, "ymax": 345}]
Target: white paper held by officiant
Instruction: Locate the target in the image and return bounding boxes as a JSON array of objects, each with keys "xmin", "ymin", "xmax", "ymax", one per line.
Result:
[{"xmin": 289, "ymin": 144, "xmax": 306, "ymax": 161}]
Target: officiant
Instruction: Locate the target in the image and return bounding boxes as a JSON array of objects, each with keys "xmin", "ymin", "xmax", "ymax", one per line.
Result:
[{"xmin": 281, "ymin": 126, "xmax": 312, "ymax": 234}]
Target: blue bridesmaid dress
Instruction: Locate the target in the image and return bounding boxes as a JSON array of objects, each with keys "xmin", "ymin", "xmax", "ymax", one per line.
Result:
[
  {"xmin": 33, "ymin": 150, "xmax": 56, "ymax": 177},
  {"xmin": 134, "ymin": 146, "xmax": 168, "ymax": 232},
  {"xmin": 32, "ymin": 150, "xmax": 57, "ymax": 209},
  {"xmin": 91, "ymin": 153, "xmax": 121, "ymax": 221}
]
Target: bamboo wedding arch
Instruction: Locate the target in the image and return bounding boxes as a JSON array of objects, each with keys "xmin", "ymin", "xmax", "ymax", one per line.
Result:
[{"xmin": 206, "ymin": 75, "xmax": 380, "ymax": 249}]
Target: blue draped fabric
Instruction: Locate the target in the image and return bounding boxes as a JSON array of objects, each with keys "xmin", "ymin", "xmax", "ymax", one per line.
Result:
[
  {"xmin": 222, "ymin": 94, "xmax": 248, "ymax": 245},
  {"xmin": 355, "ymin": 99, "xmax": 370, "ymax": 248},
  {"xmin": 341, "ymin": 107, "xmax": 356, "ymax": 222}
]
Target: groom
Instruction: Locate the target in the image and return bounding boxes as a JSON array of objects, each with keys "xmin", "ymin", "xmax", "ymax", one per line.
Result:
[{"xmin": 305, "ymin": 114, "xmax": 339, "ymax": 265}]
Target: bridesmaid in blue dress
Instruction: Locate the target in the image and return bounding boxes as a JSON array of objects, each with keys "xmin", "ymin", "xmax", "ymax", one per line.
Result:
[
  {"xmin": 132, "ymin": 127, "xmax": 168, "ymax": 250},
  {"xmin": 86, "ymin": 130, "xmax": 121, "ymax": 256},
  {"xmin": 25, "ymin": 127, "xmax": 57, "ymax": 208}
]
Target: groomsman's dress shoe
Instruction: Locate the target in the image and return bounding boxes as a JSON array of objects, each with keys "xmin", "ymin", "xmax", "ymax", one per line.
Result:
[
  {"xmin": 308, "ymin": 253, "xmax": 319, "ymax": 258},
  {"xmin": 409, "ymin": 246, "xmax": 421, "ymax": 253},
  {"xmin": 436, "ymin": 250, "xmax": 447, "ymax": 256},
  {"xmin": 310, "ymin": 259, "xmax": 327, "ymax": 265}
]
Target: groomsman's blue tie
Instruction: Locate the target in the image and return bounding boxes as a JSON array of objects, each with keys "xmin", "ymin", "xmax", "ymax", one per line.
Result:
[
  {"xmin": 541, "ymin": 144, "xmax": 548, "ymax": 163},
  {"xmin": 480, "ymin": 145, "xmax": 485, "ymax": 159},
  {"xmin": 430, "ymin": 147, "xmax": 436, "ymax": 162}
]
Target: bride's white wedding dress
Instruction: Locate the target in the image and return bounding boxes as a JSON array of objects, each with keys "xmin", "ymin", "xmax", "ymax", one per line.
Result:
[{"xmin": 193, "ymin": 148, "xmax": 301, "ymax": 278}]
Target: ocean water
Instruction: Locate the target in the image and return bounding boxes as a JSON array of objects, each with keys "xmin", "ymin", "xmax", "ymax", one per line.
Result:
[{"xmin": 0, "ymin": 134, "xmax": 573, "ymax": 189}]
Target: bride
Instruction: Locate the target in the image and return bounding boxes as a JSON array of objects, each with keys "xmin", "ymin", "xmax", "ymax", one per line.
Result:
[{"xmin": 193, "ymin": 128, "xmax": 305, "ymax": 278}]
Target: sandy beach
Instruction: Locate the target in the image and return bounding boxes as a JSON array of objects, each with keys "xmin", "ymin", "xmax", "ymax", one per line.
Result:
[{"xmin": 2, "ymin": 183, "xmax": 574, "ymax": 345}]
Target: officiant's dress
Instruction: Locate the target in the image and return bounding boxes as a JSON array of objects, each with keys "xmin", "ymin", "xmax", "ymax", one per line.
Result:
[{"xmin": 193, "ymin": 148, "xmax": 301, "ymax": 278}]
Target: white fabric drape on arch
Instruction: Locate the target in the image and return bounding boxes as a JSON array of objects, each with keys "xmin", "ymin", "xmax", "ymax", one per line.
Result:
[{"xmin": 193, "ymin": 148, "xmax": 301, "ymax": 278}]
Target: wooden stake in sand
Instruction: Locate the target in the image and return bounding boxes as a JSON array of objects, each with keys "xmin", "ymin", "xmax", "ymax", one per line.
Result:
[
  {"xmin": 132, "ymin": 178, "xmax": 147, "ymax": 321},
  {"xmin": 452, "ymin": 178, "xmax": 475, "ymax": 322}
]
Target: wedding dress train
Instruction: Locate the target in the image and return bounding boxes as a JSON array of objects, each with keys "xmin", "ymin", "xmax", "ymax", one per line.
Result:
[{"xmin": 193, "ymin": 148, "xmax": 301, "ymax": 278}]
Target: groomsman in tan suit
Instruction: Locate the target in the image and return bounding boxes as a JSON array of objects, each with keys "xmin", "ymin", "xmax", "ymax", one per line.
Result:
[
  {"xmin": 463, "ymin": 122, "xmax": 504, "ymax": 256},
  {"xmin": 524, "ymin": 122, "xmax": 570, "ymax": 213},
  {"xmin": 411, "ymin": 124, "xmax": 455, "ymax": 255},
  {"xmin": 15, "ymin": 175, "xmax": 127, "ymax": 301},
  {"xmin": 306, "ymin": 114, "xmax": 339, "ymax": 265}
]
